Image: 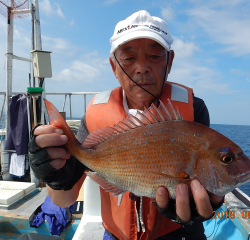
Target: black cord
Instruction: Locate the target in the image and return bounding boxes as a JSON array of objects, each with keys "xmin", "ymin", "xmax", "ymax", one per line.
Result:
[
  {"xmin": 157, "ymin": 50, "xmax": 169, "ymax": 107},
  {"xmin": 113, "ymin": 51, "xmax": 169, "ymax": 107},
  {"xmin": 39, "ymin": 78, "xmax": 44, "ymax": 87}
]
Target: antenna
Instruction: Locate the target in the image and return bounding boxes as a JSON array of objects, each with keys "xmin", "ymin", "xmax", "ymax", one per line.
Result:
[{"xmin": 0, "ymin": 0, "xmax": 29, "ymax": 19}]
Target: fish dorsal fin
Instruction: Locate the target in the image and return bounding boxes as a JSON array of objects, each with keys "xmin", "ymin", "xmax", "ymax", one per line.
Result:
[
  {"xmin": 82, "ymin": 99, "xmax": 182, "ymax": 148},
  {"xmin": 86, "ymin": 172, "xmax": 126, "ymax": 197}
]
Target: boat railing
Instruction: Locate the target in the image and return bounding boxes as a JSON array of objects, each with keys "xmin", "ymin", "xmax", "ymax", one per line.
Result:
[
  {"xmin": 46, "ymin": 92, "xmax": 100, "ymax": 119},
  {"xmin": 0, "ymin": 91, "xmax": 100, "ymax": 124}
]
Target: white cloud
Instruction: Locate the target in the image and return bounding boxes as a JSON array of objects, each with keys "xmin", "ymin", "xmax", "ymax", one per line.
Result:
[
  {"xmin": 230, "ymin": 69, "xmax": 250, "ymax": 84},
  {"xmin": 55, "ymin": 4, "xmax": 65, "ymax": 18},
  {"xmin": 54, "ymin": 52, "xmax": 112, "ymax": 83},
  {"xmin": 40, "ymin": 0, "xmax": 53, "ymax": 15},
  {"xmin": 205, "ymin": 58, "xmax": 218, "ymax": 63},
  {"xmin": 197, "ymin": 0, "xmax": 249, "ymax": 8},
  {"xmin": 187, "ymin": 6, "xmax": 250, "ymax": 56},
  {"xmin": 161, "ymin": 7, "xmax": 175, "ymax": 22},
  {"xmin": 230, "ymin": 69, "xmax": 250, "ymax": 76},
  {"xmin": 56, "ymin": 61, "xmax": 101, "ymax": 82},
  {"xmin": 105, "ymin": 0, "xmax": 122, "ymax": 5},
  {"xmin": 40, "ymin": 0, "xmax": 65, "ymax": 18},
  {"xmin": 171, "ymin": 37, "xmax": 200, "ymax": 59},
  {"xmin": 169, "ymin": 37, "xmax": 236, "ymax": 95},
  {"xmin": 42, "ymin": 36, "xmax": 73, "ymax": 54},
  {"xmin": 170, "ymin": 63, "xmax": 236, "ymax": 96},
  {"xmin": 69, "ymin": 19, "xmax": 75, "ymax": 26}
]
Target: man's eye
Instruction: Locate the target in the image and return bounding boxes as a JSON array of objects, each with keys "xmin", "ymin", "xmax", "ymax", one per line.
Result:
[
  {"xmin": 125, "ymin": 57, "xmax": 135, "ymax": 61},
  {"xmin": 150, "ymin": 55, "xmax": 160, "ymax": 59}
]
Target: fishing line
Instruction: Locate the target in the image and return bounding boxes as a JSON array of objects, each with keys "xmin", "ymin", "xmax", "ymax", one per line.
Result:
[
  {"xmin": 113, "ymin": 50, "xmax": 169, "ymax": 108},
  {"xmin": 205, "ymin": 218, "xmax": 217, "ymax": 239}
]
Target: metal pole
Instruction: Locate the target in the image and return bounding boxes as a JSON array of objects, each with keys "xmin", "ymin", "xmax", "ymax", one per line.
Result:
[
  {"xmin": 62, "ymin": 94, "xmax": 67, "ymax": 112},
  {"xmin": 84, "ymin": 94, "xmax": 86, "ymax": 113},
  {"xmin": 34, "ymin": 0, "xmax": 46, "ymax": 125},
  {"xmin": 2, "ymin": 1, "xmax": 14, "ymax": 181},
  {"xmin": 29, "ymin": 0, "xmax": 42, "ymax": 186},
  {"xmin": 69, "ymin": 94, "xmax": 72, "ymax": 120},
  {"xmin": 5, "ymin": 2, "xmax": 14, "ymax": 136},
  {"xmin": 34, "ymin": 0, "xmax": 42, "ymax": 50},
  {"xmin": 31, "ymin": 3, "xmax": 35, "ymax": 87}
]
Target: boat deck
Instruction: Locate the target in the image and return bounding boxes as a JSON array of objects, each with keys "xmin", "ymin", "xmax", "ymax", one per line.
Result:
[
  {"xmin": 0, "ymin": 186, "xmax": 80, "ymax": 240},
  {"xmin": 204, "ymin": 190, "xmax": 250, "ymax": 239}
]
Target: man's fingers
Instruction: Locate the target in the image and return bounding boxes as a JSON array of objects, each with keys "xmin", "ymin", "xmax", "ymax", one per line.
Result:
[
  {"xmin": 34, "ymin": 125, "xmax": 63, "ymax": 135},
  {"xmin": 176, "ymin": 183, "xmax": 190, "ymax": 223},
  {"xmin": 46, "ymin": 147, "xmax": 70, "ymax": 169},
  {"xmin": 191, "ymin": 179, "xmax": 213, "ymax": 219},
  {"xmin": 35, "ymin": 133, "xmax": 68, "ymax": 148},
  {"xmin": 208, "ymin": 192, "xmax": 224, "ymax": 206},
  {"xmin": 47, "ymin": 147, "xmax": 70, "ymax": 160},
  {"xmin": 156, "ymin": 186, "xmax": 169, "ymax": 209},
  {"xmin": 49, "ymin": 159, "xmax": 67, "ymax": 169}
]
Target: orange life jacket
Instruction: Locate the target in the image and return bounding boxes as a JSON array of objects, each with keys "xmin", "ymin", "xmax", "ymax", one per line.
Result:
[{"xmin": 86, "ymin": 82, "xmax": 194, "ymax": 240}]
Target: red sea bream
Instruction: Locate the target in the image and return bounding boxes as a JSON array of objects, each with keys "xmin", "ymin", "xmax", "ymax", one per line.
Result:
[{"xmin": 44, "ymin": 99, "xmax": 250, "ymax": 199}]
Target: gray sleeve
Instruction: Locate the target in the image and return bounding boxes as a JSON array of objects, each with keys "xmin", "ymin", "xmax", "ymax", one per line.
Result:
[{"xmin": 77, "ymin": 115, "xmax": 89, "ymax": 144}]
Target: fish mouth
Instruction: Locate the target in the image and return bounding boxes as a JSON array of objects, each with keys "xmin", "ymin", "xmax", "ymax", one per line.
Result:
[{"xmin": 236, "ymin": 171, "xmax": 250, "ymax": 185}]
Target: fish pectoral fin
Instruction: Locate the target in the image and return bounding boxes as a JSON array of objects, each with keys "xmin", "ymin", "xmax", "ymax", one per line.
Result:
[
  {"xmin": 85, "ymin": 172, "xmax": 126, "ymax": 198},
  {"xmin": 147, "ymin": 171, "xmax": 191, "ymax": 183}
]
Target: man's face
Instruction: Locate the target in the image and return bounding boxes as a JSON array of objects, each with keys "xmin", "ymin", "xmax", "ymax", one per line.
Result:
[{"xmin": 110, "ymin": 38, "xmax": 172, "ymax": 109}]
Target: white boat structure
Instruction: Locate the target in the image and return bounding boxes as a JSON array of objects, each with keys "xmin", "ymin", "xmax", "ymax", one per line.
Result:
[{"xmin": 0, "ymin": 1, "xmax": 250, "ymax": 239}]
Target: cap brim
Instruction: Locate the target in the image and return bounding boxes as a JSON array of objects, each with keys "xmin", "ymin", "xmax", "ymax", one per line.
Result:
[{"xmin": 110, "ymin": 30, "xmax": 170, "ymax": 53}]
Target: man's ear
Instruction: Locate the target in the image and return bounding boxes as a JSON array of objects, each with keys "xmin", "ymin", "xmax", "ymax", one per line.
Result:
[
  {"xmin": 109, "ymin": 56, "xmax": 118, "ymax": 79},
  {"xmin": 167, "ymin": 50, "xmax": 175, "ymax": 74}
]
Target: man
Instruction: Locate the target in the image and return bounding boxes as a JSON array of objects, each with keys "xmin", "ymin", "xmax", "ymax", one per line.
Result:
[{"xmin": 29, "ymin": 10, "xmax": 224, "ymax": 240}]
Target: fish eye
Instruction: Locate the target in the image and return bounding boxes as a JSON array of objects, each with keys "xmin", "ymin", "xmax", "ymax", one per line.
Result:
[
  {"xmin": 221, "ymin": 155, "xmax": 234, "ymax": 164},
  {"xmin": 220, "ymin": 148, "xmax": 235, "ymax": 164}
]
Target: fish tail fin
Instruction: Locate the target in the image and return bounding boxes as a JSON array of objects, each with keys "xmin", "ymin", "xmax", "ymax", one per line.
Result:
[{"xmin": 44, "ymin": 99, "xmax": 78, "ymax": 148}]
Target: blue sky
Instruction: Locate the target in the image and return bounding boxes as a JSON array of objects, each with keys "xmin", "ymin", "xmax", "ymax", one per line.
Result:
[{"xmin": 0, "ymin": 0, "xmax": 249, "ymax": 125}]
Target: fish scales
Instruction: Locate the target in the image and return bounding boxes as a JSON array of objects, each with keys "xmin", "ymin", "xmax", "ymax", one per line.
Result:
[
  {"xmin": 73, "ymin": 121, "xmax": 220, "ymax": 198},
  {"xmin": 44, "ymin": 99, "xmax": 250, "ymax": 199}
]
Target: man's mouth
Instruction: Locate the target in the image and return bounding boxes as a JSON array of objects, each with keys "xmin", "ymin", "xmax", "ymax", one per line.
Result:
[{"xmin": 137, "ymin": 82, "xmax": 153, "ymax": 87}]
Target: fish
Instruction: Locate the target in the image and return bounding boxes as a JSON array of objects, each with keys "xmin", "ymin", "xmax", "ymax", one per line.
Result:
[{"xmin": 44, "ymin": 98, "xmax": 250, "ymax": 199}]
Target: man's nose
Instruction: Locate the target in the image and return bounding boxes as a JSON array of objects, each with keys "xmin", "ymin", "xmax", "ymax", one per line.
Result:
[{"xmin": 135, "ymin": 58, "xmax": 150, "ymax": 74}]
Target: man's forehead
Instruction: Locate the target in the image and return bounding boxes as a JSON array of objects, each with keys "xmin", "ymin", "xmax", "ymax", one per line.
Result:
[{"xmin": 118, "ymin": 39, "xmax": 165, "ymax": 52}]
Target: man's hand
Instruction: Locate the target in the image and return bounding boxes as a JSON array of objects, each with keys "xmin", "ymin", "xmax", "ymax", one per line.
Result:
[
  {"xmin": 29, "ymin": 125, "xmax": 85, "ymax": 191},
  {"xmin": 156, "ymin": 179, "xmax": 224, "ymax": 223},
  {"xmin": 33, "ymin": 125, "xmax": 70, "ymax": 169}
]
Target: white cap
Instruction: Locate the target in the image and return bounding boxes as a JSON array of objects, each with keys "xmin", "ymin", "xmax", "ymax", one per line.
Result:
[{"xmin": 110, "ymin": 10, "xmax": 173, "ymax": 53}]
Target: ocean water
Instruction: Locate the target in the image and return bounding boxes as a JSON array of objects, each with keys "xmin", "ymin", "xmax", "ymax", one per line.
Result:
[{"xmin": 210, "ymin": 124, "xmax": 250, "ymax": 196}]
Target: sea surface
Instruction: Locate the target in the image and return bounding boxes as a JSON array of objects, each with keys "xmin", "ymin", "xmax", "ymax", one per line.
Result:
[{"xmin": 210, "ymin": 124, "xmax": 250, "ymax": 196}]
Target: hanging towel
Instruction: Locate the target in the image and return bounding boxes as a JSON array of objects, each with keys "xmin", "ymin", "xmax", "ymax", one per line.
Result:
[
  {"xmin": 9, "ymin": 153, "xmax": 26, "ymax": 177},
  {"xmin": 29, "ymin": 196, "xmax": 74, "ymax": 236},
  {"xmin": 5, "ymin": 94, "xmax": 29, "ymax": 155}
]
